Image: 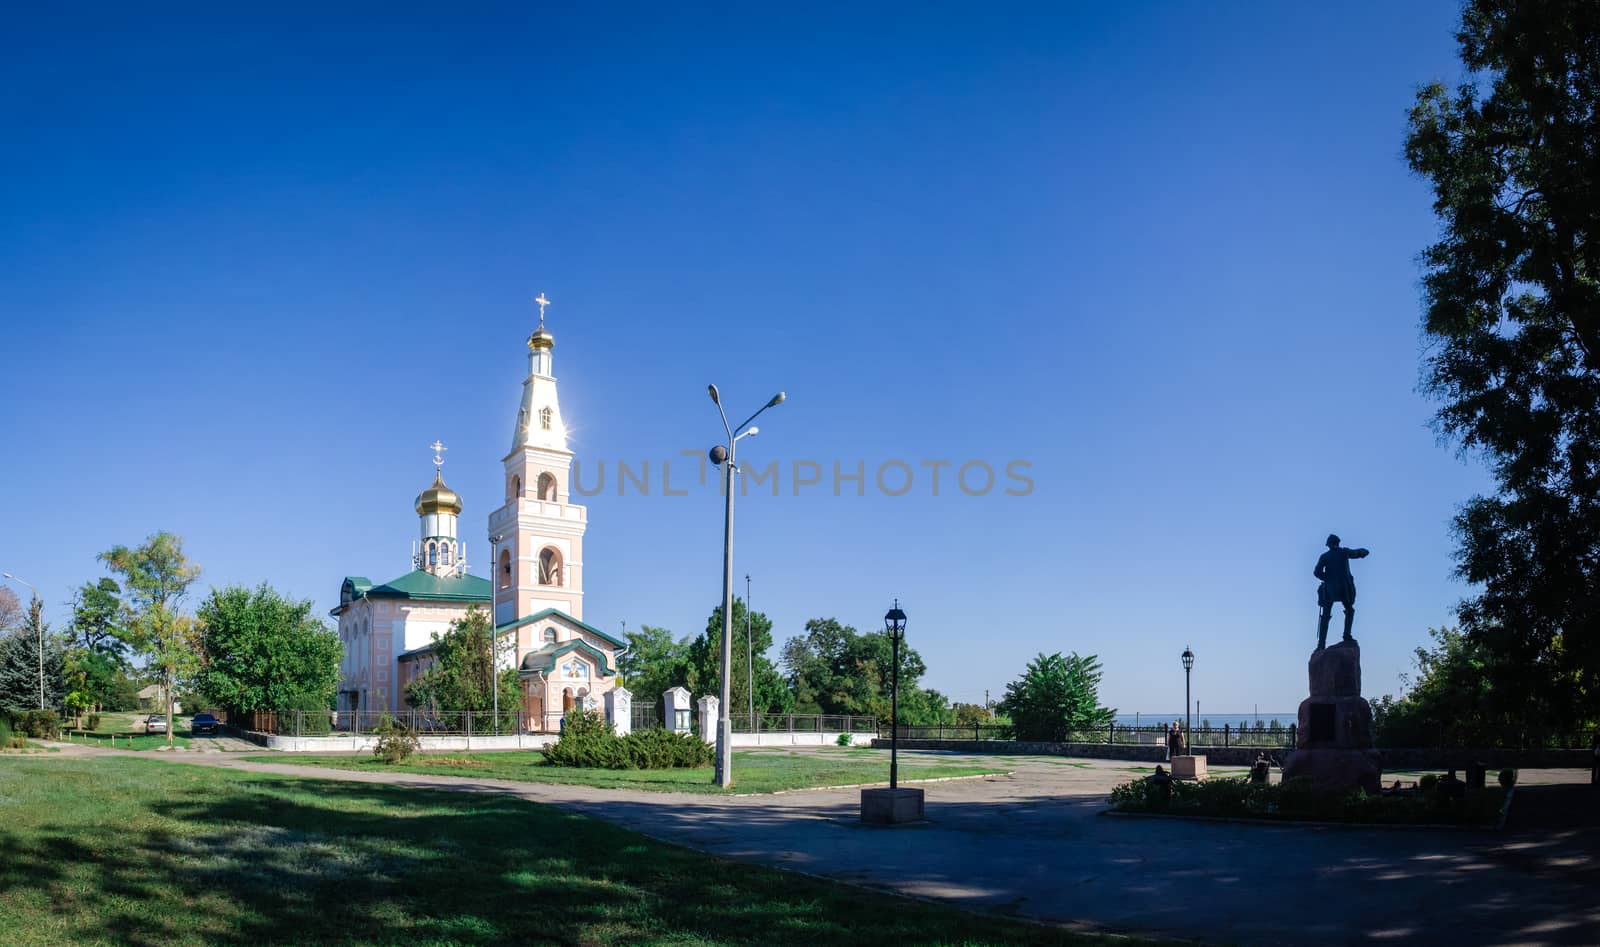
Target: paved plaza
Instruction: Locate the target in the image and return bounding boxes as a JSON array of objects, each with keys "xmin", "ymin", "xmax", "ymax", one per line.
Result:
[{"xmin": 41, "ymin": 745, "xmax": 1600, "ymax": 945}]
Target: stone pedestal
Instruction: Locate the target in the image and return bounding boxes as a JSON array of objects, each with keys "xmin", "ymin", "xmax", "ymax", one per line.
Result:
[
  {"xmin": 860, "ymin": 787, "xmax": 926, "ymax": 825},
  {"xmin": 1170, "ymin": 754, "xmax": 1208, "ymax": 780},
  {"xmin": 1282, "ymin": 640, "xmax": 1383, "ymax": 795}
]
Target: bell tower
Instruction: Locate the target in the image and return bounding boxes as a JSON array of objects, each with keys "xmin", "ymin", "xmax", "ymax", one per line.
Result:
[{"xmin": 488, "ymin": 293, "xmax": 588, "ymax": 634}]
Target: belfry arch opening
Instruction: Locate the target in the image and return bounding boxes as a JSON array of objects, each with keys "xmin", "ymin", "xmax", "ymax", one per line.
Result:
[
  {"xmin": 538, "ymin": 547, "xmax": 563, "ymax": 586},
  {"xmin": 537, "ymin": 472, "xmax": 557, "ymax": 502}
]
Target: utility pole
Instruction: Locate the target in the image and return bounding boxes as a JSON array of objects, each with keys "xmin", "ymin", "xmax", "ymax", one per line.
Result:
[{"xmin": 745, "ymin": 574, "xmax": 754, "ymax": 727}]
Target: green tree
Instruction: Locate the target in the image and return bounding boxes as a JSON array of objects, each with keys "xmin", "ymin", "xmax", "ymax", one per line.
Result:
[
  {"xmin": 951, "ymin": 702, "xmax": 990, "ymax": 727},
  {"xmin": 0, "ymin": 616, "xmax": 64, "ymax": 719},
  {"xmin": 193, "ymin": 584, "xmax": 342, "ymax": 715},
  {"xmin": 67, "ymin": 579, "xmax": 130, "ymax": 660},
  {"xmin": 404, "ymin": 606, "xmax": 518, "ymax": 724},
  {"xmin": 618, "ymin": 624, "xmax": 690, "ymax": 714},
  {"xmin": 998, "ymin": 652, "xmax": 1115, "ymax": 742},
  {"xmin": 1372, "ymin": 627, "xmax": 1512, "ymax": 747},
  {"xmin": 780, "ymin": 617, "xmax": 944, "ymax": 725},
  {"xmin": 685, "ymin": 598, "xmax": 794, "ymax": 718},
  {"xmin": 1405, "ymin": 0, "xmax": 1600, "ymax": 731},
  {"xmin": 98, "ymin": 531, "xmax": 202, "ymax": 746}
]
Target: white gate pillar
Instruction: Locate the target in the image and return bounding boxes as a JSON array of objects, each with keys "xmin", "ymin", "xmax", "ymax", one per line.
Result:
[
  {"xmin": 697, "ymin": 695, "xmax": 719, "ymax": 746},
  {"xmin": 606, "ymin": 686, "xmax": 633, "ymax": 737}
]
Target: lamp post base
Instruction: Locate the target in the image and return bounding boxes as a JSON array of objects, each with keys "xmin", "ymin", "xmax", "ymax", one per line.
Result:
[{"xmin": 860, "ymin": 787, "xmax": 925, "ymax": 825}]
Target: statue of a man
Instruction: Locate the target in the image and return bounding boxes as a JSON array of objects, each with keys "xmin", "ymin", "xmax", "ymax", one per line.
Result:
[{"xmin": 1315, "ymin": 534, "xmax": 1369, "ymax": 649}]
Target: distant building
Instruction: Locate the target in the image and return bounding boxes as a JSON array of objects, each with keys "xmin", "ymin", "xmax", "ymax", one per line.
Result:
[{"xmin": 332, "ymin": 304, "xmax": 624, "ymax": 726}]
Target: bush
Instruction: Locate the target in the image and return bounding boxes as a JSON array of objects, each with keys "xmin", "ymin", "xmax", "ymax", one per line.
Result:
[
  {"xmin": 372, "ymin": 717, "xmax": 420, "ymax": 764},
  {"xmin": 836, "ymin": 732, "xmax": 853, "ymax": 747},
  {"xmin": 84, "ymin": 712, "xmax": 101, "ymax": 732},
  {"xmin": 1107, "ymin": 773, "xmax": 1502, "ymax": 825},
  {"xmin": 1419, "ymin": 774, "xmax": 1439, "ymax": 793},
  {"xmin": 283, "ymin": 693, "xmax": 333, "ymax": 735},
  {"xmin": 0, "ymin": 717, "xmax": 22, "ymax": 749},
  {"xmin": 620, "ymin": 727, "xmax": 714, "ymax": 769},
  {"xmin": 1498, "ymin": 768, "xmax": 1517, "ymax": 789},
  {"xmin": 543, "ymin": 710, "xmax": 713, "ymax": 770},
  {"xmin": 18, "ymin": 710, "xmax": 60, "ymax": 740}
]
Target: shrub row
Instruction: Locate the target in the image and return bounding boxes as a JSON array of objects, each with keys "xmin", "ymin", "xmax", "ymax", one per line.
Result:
[
  {"xmin": 543, "ymin": 710, "xmax": 713, "ymax": 770},
  {"xmin": 1108, "ymin": 774, "xmax": 1506, "ymax": 826}
]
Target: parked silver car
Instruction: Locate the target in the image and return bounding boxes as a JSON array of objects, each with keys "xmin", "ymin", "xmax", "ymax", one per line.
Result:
[{"xmin": 144, "ymin": 715, "xmax": 168, "ymax": 734}]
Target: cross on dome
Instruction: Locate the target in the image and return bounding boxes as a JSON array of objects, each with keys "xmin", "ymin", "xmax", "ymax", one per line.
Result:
[
  {"xmin": 535, "ymin": 292, "xmax": 551, "ymax": 330},
  {"xmin": 429, "ymin": 440, "xmax": 447, "ymax": 473}
]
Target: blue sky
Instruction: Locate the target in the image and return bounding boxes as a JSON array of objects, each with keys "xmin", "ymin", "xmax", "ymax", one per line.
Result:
[{"xmin": 2, "ymin": 2, "xmax": 1484, "ymax": 714}]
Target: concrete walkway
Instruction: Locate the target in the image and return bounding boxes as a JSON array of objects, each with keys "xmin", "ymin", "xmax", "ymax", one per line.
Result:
[{"xmin": 34, "ymin": 745, "xmax": 1600, "ymax": 946}]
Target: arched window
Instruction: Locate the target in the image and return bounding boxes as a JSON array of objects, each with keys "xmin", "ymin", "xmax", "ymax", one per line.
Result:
[
  {"xmin": 512, "ymin": 475, "xmax": 521, "ymax": 498},
  {"xmin": 538, "ymin": 547, "xmax": 562, "ymax": 586},
  {"xmin": 539, "ymin": 406, "xmax": 553, "ymax": 430},
  {"xmin": 428, "ymin": 542, "xmax": 437, "ymax": 567},
  {"xmin": 543, "ymin": 628, "xmax": 557, "ymax": 645},
  {"xmin": 441, "ymin": 543, "xmax": 451, "ymax": 565},
  {"xmin": 537, "ymin": 472, "xmax": 557, "ymax": 502},
  {"xmin": 499, "ymin": 548, "xmax": 512, "ymax": 590}
]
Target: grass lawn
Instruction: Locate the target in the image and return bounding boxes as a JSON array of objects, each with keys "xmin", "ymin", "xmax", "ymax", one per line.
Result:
[
  {"xmin": 63, "ymin": 711, "xmax": 193, "ymax": 750},
  {"xmin": 0, "ymin": 757, "xmax": 1136, "ymax": 946},
  {"xmin": 239, "ymin": 747, "xmax": 1007, "ymax": 794}
]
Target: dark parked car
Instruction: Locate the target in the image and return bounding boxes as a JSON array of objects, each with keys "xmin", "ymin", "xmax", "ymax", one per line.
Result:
[{"xmin": 190, "ymin": 712, "xmax": 220, "ymax": 735}]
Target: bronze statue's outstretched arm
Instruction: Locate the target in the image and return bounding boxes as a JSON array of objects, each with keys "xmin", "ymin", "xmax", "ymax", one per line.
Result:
[{"xmin": 1351, "ymin": 548, "xmax": 1370, "ymax": 559}]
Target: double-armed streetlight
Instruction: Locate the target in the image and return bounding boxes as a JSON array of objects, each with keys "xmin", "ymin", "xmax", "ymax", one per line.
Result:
[
  {"xmin": 1181, "ymin": 646, "xmax": 1195, "ymax": 739},
  {"xmin": 708, "ymin": 385, "xmax": 785, "ymax": 788},
  {"xmin": 885, "ymin": 601, "xmax": 907, "ymax": 789},
  {"xmin": 3, "ymin": 573, "xmax": 43, "ymax": 709}
]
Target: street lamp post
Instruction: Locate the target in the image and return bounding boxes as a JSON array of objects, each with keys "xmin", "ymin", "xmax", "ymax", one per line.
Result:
[
  {"xmin": 1181, "ymin": 646, "xmax": 1195, "ymax": 740},
  {"xmin": 884, "ymin": 601, "xmax": 907, "ymax": 789},
  {"xmin": 745, "ymin": 573, "xmax": 754, "ymax": 729},
  {"xmin": 4, "ymin": 573, "xmax": 43, "ymax": 710},
  {"xmin": 489, "ymin": 533, "xmax": 505, "ymax": 735},
  {"xmin": 707, "ymin": 385, "xmax": 786, "ymax": 788}
]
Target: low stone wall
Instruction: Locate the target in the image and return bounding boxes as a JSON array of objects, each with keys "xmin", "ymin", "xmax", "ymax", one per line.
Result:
[
  {"xmin": 872, "ymin": 739, "xmax": 1595, "ymax": 770},
  {"xmin": 232, "ymin": 726, "xmax": 871, "ymax": 752}
]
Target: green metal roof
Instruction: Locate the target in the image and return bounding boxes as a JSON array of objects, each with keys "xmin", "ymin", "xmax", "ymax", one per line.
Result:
[
  {"xmin": 517, "ymin": 639, "xmax": 616, "ymax": 677},
  {"xmin": 494, "ymin": 607, "xmax": 627, "ymax": 647},
  {"xmin": 365, "ymin": 570, "xmax": 492, "ymax": 604}
]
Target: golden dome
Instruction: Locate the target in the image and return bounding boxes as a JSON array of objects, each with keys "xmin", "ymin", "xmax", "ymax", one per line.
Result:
[
  {"xmin": 528, "ymin": 327, "xmax": 555, "ymax": 351},
  {"xmin": 415, "ymin": 472, "xmax": 462, "ymax": 515}
]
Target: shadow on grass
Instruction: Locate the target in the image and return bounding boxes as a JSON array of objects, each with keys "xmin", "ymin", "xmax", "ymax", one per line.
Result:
[{"xmin": 0, "ymin": 760, "xmax": 1104, "ymax": 947}]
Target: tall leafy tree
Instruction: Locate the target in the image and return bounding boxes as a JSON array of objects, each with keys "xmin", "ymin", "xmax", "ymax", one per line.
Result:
[
  {"xmin": 1372, "ymin": 627, "xmax": 1506, "ymax": 747},
  {"xmin": 998, "ymin": 653, "xmax": 1114, "ymax": 742},
  {"xmin": 404, "ymin": 606, "xmax": 517, "ymax": 723},
  {"xmin": 780, "ymin": 617, "xmax": 945, "ymax": 725},
  {"xmin": 686, "ymin": 599, "xmax": 792, "ymax": 717},
  {"xmin": 99, "ymin": 531, "xmax": 202, "ymax": 746},
  {"xmin": 618, "ymin": 624, "xmax": 690, "ymax": 713},
  {"xmin": 67, "ymin": 578, "xmax": 129, "ymax": 660},
  {"xmin": 0, "ymin": 586, "xmax": 22, "ymax": 633},
  {"xmin": 1406, "ymin": 0, "xmax": 1600, "ymax": 729},
  {"xmin": 194, "ymin": 584, "xmax": 342, "ymax": 715}
]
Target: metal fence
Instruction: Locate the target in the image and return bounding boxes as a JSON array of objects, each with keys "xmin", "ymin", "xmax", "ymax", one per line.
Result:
[
  {"xmin": 883, "ymin": 722, "xmax": 1298, "ymax": 750},
  {"xmin": 235, "ymin": 708, "xmax": 878, "ymax": 739},
  {"xmin": 730, "ymin": 713, "xmax": 877, "ymax": 734},
  {"xmin": 236, "ymin": 710, "xmax": 541, "ymax": 737}
]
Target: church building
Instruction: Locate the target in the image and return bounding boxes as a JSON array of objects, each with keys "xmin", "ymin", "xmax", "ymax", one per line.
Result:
[{"xmin": 333, "ymin": 301, "xmax": 625, "ymax": 727}]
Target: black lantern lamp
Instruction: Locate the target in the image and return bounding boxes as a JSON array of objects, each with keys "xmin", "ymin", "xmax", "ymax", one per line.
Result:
[
  {"xmin": 1181, "ymin": 646, "xmax": 1195, "ymax": 740},
  {"xmin": 885, "ymin": 601, "xmax": 907, "ymax": 788}
]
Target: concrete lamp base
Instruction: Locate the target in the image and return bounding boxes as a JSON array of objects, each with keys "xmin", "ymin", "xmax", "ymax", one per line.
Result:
[
  {"xmin": 860, "ymin": 787, "xmax": 926, "ymax": 825},
  {"xmin": 1171, "ymin": 755, "xmax": 1208, "ymax": 781}
]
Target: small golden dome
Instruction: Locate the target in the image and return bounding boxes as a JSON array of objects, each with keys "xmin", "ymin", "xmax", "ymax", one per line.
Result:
[
  {"xmin": 528, "ymin": 327, "xmax": 554, "ymax": 351},
  {"xmin": 415, "ymin": 472, "xmax": 462, "ymax": 515}
]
